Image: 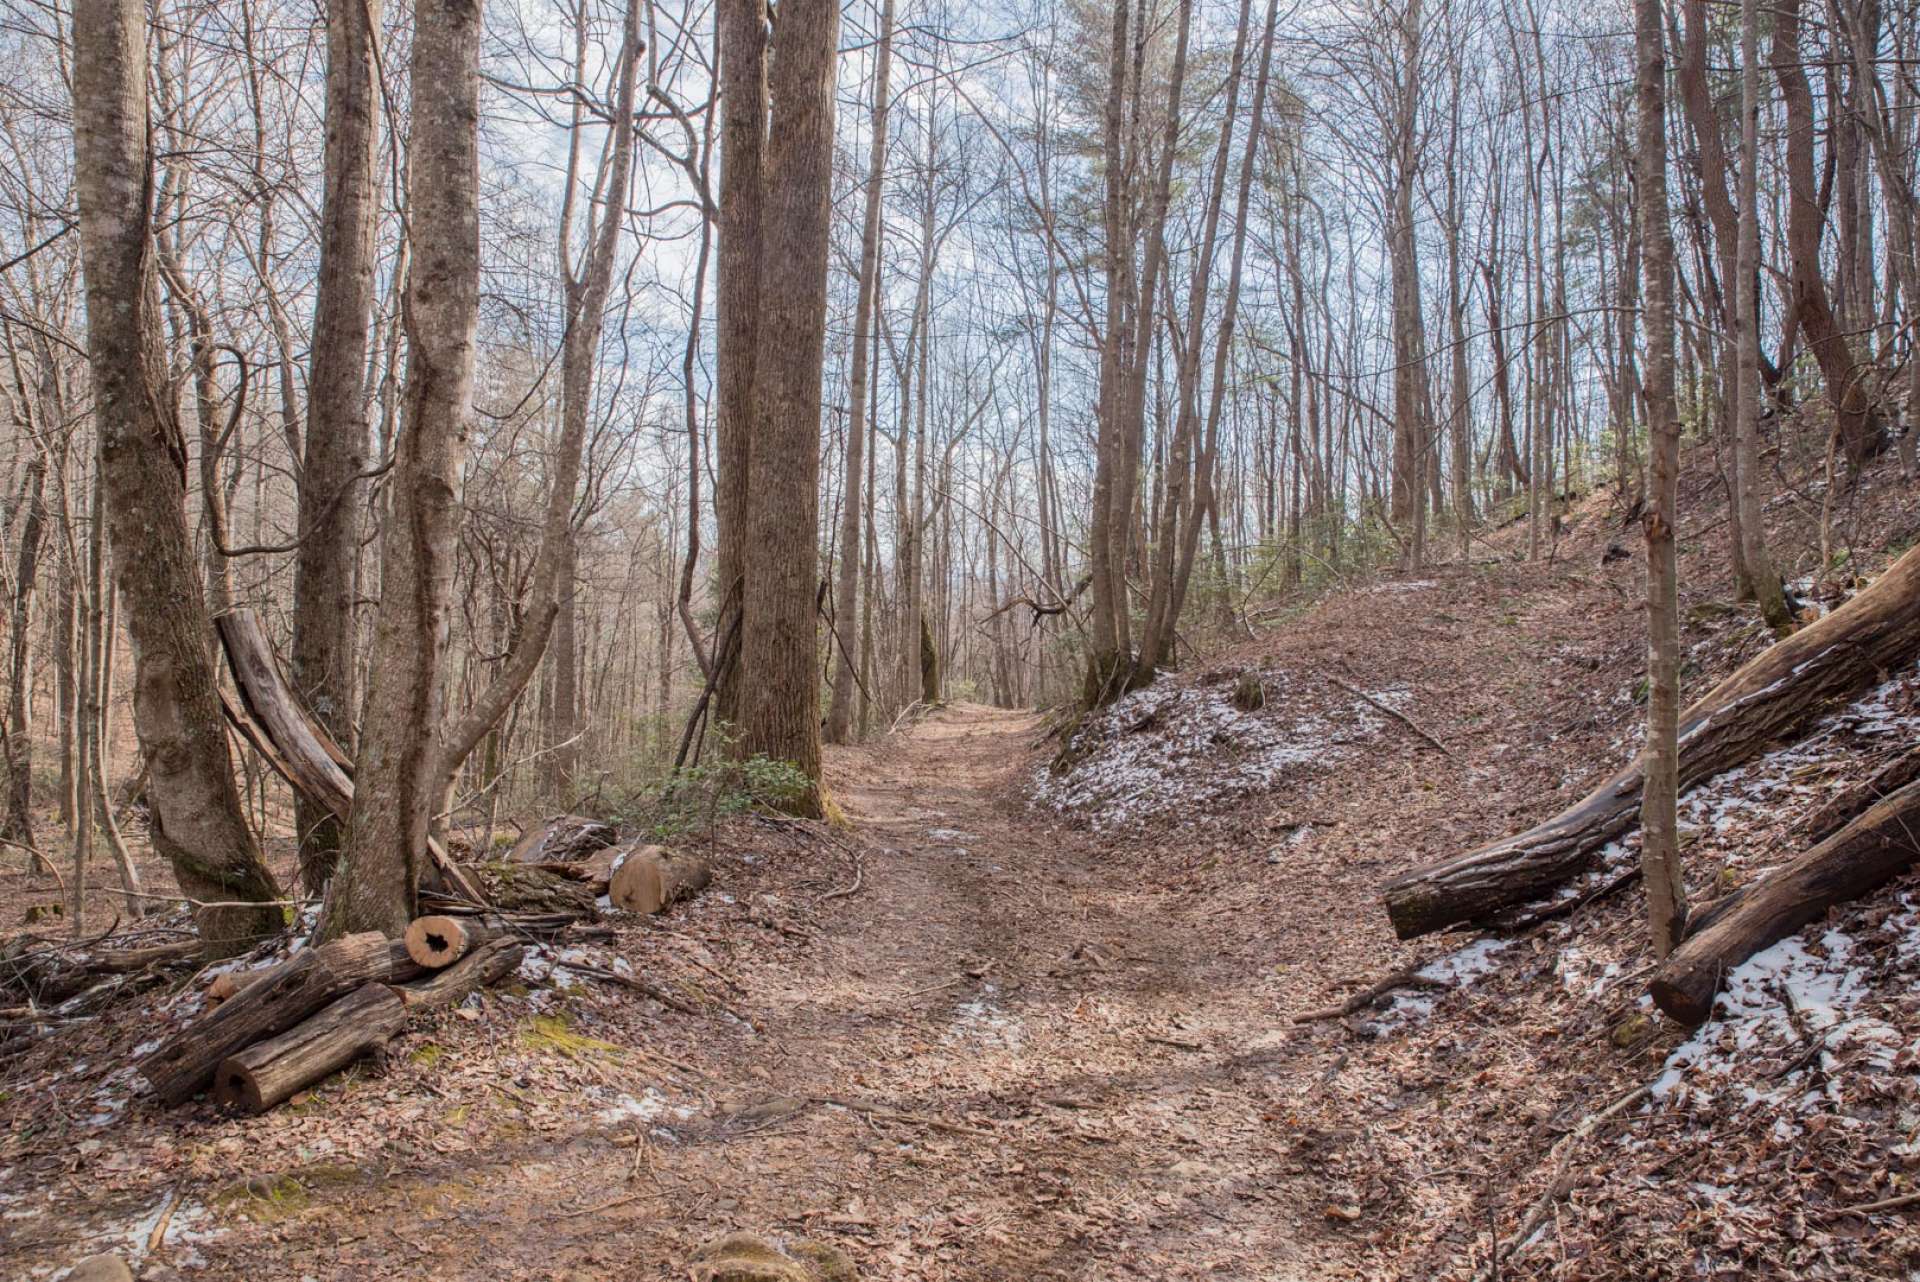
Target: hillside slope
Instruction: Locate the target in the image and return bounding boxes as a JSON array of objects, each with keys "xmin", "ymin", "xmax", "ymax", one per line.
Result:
[{"xmin": 1030, "ymin": 453, "xmax": 1920, "ymax": 1277}]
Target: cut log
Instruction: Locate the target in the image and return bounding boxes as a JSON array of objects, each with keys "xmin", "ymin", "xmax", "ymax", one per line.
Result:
[
  {"xmin": 609, "ymin": 846, "xmax": 712, "ymax": 915},
  {"xmin": 213, "ymin": 981, "xmax": 408, "ymax": 1113},
  {"xmin": 506, "ymin": 814, "xmax": 617, "ymax": 865},
  {"xmin": 402, "ymin": 914, "xmax": 494, "ymax": 969},
  {"xmin": 1649, "ymin": 778, "xmax": 1920, "ymax": 1024},
  {"xmin": 137, "ymin": 931, "xmax": 394, "ymax": 1104},
  {"xmin": 1382, "ymin": 545, "xmax": 1920, "ymax": 938},
  {"xmin": 1804, "ymin": 745, "xmax": 1920, "ymax": 842},
  {"xmin": 396, "ymin": 937, "xmax": 524, "ymax": 1011}
]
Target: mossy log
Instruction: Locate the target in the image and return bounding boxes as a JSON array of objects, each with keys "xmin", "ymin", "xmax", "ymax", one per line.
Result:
[
  {"xmin": 474, "ymin": 862, "xmax": 600, "ymax": 917},
  {"xmin": 506, "ymin": 814, "xmax": 617, "ymax": 864},
  {"xmin": 1382, "ymin": 544, "xmax": 1920, "ymax": 939}
]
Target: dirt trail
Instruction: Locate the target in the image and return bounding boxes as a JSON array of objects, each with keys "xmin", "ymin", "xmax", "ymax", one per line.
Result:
[{"xmin": 66, "ymin": 702, "xmax": 1351, "ymax": 1281}]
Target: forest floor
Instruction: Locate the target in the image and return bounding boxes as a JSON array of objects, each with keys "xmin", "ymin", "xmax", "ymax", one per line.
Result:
[
  {"xmin": 7, "ymin": 701, "xmax": 1369, "ymax": 1280},
  {"xmin": 7, "ymin": 449, "xmax": 1920, "ymax": 1280}
]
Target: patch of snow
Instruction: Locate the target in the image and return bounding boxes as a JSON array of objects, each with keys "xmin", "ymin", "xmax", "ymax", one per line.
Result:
[
  {"xmin": 1032, "ymin": 676, "xmax": 1374, "ymax": 830},
  {"xmin": 594, "ymin": 1087, "xmax": 694, "ymax": 1126}
]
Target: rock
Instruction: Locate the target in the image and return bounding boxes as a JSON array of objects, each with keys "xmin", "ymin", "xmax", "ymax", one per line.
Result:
[
  {"xmin": 67, "ymin": 1256, "xmax": 135, "ymax": 1282},
  {"xmin": 689, "ymin": 1232, "xmax": 859, "ymax": 1282}
]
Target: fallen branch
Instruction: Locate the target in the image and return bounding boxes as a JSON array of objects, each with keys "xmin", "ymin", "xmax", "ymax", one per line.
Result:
[
  {"xmin": 1293, "ymin": 966, "xmax": 1449, "ymax": 1023},
  {"xmin": 1327, "ymin": 674, "xmax": 1452, "ymax": 756}
]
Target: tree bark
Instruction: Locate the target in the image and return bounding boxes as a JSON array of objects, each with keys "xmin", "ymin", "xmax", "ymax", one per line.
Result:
[
  {"xmin": 734, "ymin": 0, "xmax": 838, "ymax": 810},
  {"xmin": 710, "ymin": 0, "xmax": 767, "ymax": 730},
  {"xmin": 1381, "ymin": 542, "xmax": 1920, "ymax": 938},
  {"xmin": 292, "ymin": 0, "xmax": 382, "ymax": 892},
  {"xmin": 213, "ymin": 980, "xmax": 408, "ymax": 1113},
  {"xmin": 70, "ymin": 0, "xmax": 282, "ymax": 957},
  {"xmin": 825, "ymin": 0, "xmax": 894, "ymax": 746},
  {"xmin": 322, "ymin": 0, "xmax": 482, "ymax": 940},
  {"xmin": 139, "ymin": 931, "xmax": 395, "ymax": 1104},
  {"xmin": 1635, "ymin": 0, "xmax": 1689, "ymax": 957}
]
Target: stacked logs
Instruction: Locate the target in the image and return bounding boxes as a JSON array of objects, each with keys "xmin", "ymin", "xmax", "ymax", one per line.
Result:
[
  {"xmin": 137, "ymin": 826, "xmax": 712, "ymax": 1114},
  {"xmin": 135, "ymin": 930, "xmax": 527, "ymax": 1113}
]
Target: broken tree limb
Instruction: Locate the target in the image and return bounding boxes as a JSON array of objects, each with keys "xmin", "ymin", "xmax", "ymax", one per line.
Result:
[
  {"xmin": 214, "ymin": 608, "xmax": 485, "ymax": 907},
  {"xmin": 213, "ymin": 980, "xmax": 408, "ymax": 1113},
  {"xmin": 395, "ymin": 937, "xmax": 523, "ymax": 1011},
  {"xmin": 137, "ymin": 931, "xmax": 395, "ymax": 1104},
  {"xmin": 1649, "ymin": 778, "xmax": 1920, "ymax": 1024},
  {"xmin": 1382, "ymin": 544, "xmax": 1920, "ymax": 939},
  {"xmin": 609, "ymin": 846, "xmax": 712, "ymax": 916},
  {"xmin": 1327, "ymin": 674, "xmax": 1450, "ymax": 755}
]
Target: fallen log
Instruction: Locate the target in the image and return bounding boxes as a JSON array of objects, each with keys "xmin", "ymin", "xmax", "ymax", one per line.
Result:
[
  {"xmin": 507, "ymin": 814, "xmax": 616, "ymax": 865},
  {"xmin": 138, "ymin": 932, "xmax": 394, "ymax": 1104},
  {"xmin": 402, "ymin": 914, "xmax": 494, "ymax": 969},
  {"xmin": 1649, "ymin": 777, "xmax": 1920, "ymax": 1024},
  {"xmin": 2, "ymin": 938, "xmax": 202, "ymax": 1005},
  {"xmin": 1382, "ymin": 545, "xmax": 1920, "ymax": 938},
  {"xmin": 1804, "ymin": 745, "xmax": 1920, "ymax": 842},
  {"xmin": 475, "ymin": 863, "xmax": 600, "ymax": 917},
  {"xmin": 396, "ymin": 937, "xmax": 523, "ymax": 1011},
  {"xmin": 213, "ymin": 981, "xmax": 408, "ymax": 1113},
  {"xmin": 609, "ymin": 846, "xmax": 712, "ymax": 916}
]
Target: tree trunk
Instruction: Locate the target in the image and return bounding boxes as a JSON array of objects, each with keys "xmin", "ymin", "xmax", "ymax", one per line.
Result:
[
  {"xmin": 1635, "ymin": 0, "xmax": 1689, "ymax": 958},
  {"xmin": 1381, "ymin": 542, "xmax": 1920, "ymax": 938},
  {"xmin": 825, "ymin": 0, "xmax": 894, "ymax": 746},
  {"xmin": 1651, "ymin": 778, "xmax": 1920, "ymax": 1023},
  {"xmin": 70, "ymin": 0, "xmax": 282, "ymax": 957},
  {"xmin": 710, "ymin": 0, "xmax": 767, "ymax": 730},
  {"xmin": 1773, "ymin": 0, "xmax": 1886, "ymax": 469},
  {"xmin": 292, "ymin": 0, "xmax": 382, "ymax": 893},
  {"xmin": 609, "ymin": 845, "xmax": 712, "ymax": 915},
  {"xmin": 322, "ymin": 0, "xmax": 482, "ymax": 940},
  {"xmin": 3, "ymin": 447, "xmax": 46, "ymax": 852},
  {"xmin": 734, "ymin": 0, "xmax": 838, "ymax": 812}
]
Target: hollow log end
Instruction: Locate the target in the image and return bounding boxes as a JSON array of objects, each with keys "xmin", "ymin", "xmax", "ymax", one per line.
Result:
[
  {"xmin": 404, "ymin": 916, "xmax": 470, "ymax": 969},
  {"xmin": 212, "ymin": 1058, "xmax": 266, "ymax": 1114}
]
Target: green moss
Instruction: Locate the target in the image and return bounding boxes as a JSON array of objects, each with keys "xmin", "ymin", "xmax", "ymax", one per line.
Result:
[{"xmin": 519, "ymin": 1013, "xmax": 624, "ymax": 1061}]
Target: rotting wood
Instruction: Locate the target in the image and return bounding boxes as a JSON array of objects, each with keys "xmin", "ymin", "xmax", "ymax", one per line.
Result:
[
  {"xmin": 1804, "ymin": 745, "xmax": 1920, "ymax": 841},
  {"xmin": 395, "ymin": 937, "xmax": 523, "ymax": 1011},
  {"xmin": 138, "ymin": 931, "xmax": 394, "ymax": 1104},
  {"xmin": 213, "ymin": 980, "xmax": 408, "ymax": 1113},
  {"xmin": 1650, "ymin": 778, "xmax": 1920, "ymax": 1024},
  {"xmin": 1382, "ymin": 544, "xmax": 1920, "ymax": 939},
  {"xmin": 403, "ymin": 914, "xmax": 491, "ymax": 969}
]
